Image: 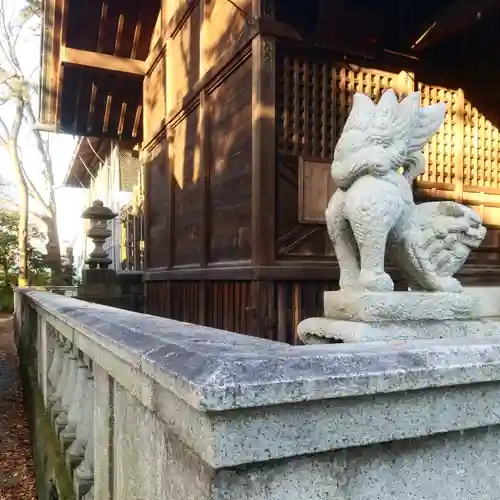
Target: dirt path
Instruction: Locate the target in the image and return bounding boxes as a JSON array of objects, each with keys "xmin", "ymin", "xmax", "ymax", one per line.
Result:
[{"xmin": 0, "ymin": 316, "xmax": 37, "ymax": 500}]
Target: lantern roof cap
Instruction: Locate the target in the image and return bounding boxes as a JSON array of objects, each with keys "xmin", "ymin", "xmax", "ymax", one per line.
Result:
[{"xmin": 81, "ymin": 200, "xmax": 117, "ymax": 220}]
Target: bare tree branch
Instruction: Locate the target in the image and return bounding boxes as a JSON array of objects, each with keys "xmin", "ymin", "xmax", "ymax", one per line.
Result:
[
  {"xmin": 10, "ymin": 91, "xmax": 23, "ymax": 139},
  {"xmin": 0, "ymin": 112, "xmax": 9, "ymax": 146},
  {"xmin": 0, "ymin": 0, "xmax": 63, "ymax": 284}
]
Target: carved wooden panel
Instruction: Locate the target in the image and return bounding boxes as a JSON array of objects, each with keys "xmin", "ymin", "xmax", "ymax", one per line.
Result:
[{"xmin": 298, "ymin": 157, "xmax": 335, "ymax": 223}]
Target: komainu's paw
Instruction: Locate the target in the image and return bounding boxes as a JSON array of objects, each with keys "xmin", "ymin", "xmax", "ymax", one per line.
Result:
[
  {"xmin": 359, "ymin": 270, "xmax": 394, "ymax": 292},
  {"xmin": 434, "ymin": 276, "xmax": 463, "ymax": 293},
  {"xmin": 339, "ymin": 272, "xmax": 360, "ymax": 290}
]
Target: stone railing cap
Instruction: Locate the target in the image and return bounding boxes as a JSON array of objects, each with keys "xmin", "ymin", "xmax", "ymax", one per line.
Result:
[{"xmin": 21, "ymin": 289, "xmax": 500, "ymax": 412}]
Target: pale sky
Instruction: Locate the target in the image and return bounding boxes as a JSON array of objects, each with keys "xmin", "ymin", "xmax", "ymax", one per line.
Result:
[{"xmin": 0, "ymin": 0, "xmax": 86, "ymax": 251}]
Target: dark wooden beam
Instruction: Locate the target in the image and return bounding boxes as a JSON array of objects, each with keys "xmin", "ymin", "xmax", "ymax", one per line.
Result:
[{"xmin": 411, "ymin": 0, "xmax": 500, "ymax": 51}]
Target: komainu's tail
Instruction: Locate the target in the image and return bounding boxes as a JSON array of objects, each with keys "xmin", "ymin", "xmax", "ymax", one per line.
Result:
[{"xmin": 396, "ymin": 202, "xmax": 486, "ymax": 291}]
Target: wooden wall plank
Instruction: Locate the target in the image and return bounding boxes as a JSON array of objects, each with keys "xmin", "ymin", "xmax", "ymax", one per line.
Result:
[
  {"xmin": 171, "ymin": 105, "xmax": 203, "ymax": 266},
  {"xmin": 166, "ymin": 2, "xmax": 200, "ymax": 116},
  {"xmin": 199, "ymin": 90, "xmax": 210, "ymax": 268},
  {"xmin": 202, "ymin": 0, "xmax": 252, "ymax": 75},
  {"xmin": 143, "ymin": 47, "xmax": 166, "ymax": 143},
  {"xmin": 144, "ymin": 137, "xmax": 170, "ymax": 269},
  {"xmin": 207, "ymin": 55, "xmax": 253, "ymax": 263}
]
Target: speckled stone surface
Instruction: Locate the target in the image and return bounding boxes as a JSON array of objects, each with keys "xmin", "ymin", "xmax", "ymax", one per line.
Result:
[
  {"xmin": 297, "ymin": 316, "xmax": 500, "ymax": 343},
  {"xmin": 25, "ymin": 290, "xmax": 500, "ymax": 412},
  {"xmin": 21, "ymin": 290, "xmax": 500, "ymax": 499},
  {"xmin": 93, "ymin": 365, "xmax": 112, "ymax": 500},
  {"xmin": 213, "ymin": 425, "xmax": 500, "ymax": 499},
  {"xmin": 323, "ymin": 290, "xmax": 480, "ymax": 322},
  {"xmin": 464, "ymin": 286, "xmax": 500, "ymax": 317},
  {"xmin": 113, "ymin": 382, "xmax": 212, "ymax": 500}
]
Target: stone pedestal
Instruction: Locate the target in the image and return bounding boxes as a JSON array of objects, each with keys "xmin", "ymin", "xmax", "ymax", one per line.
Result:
[
  {"xmin": 78, "ymin": 201, "xmax": 124, "ymax": 307},
  {"xmin": 298, "ymin": 289, "xmax": 500, "ymax": 344}
]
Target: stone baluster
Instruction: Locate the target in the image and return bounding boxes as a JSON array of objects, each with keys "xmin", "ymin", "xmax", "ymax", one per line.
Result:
[
  {"xmin": 83, "ymin": 486, "xmax": 94, "ymax": 500},
  {"xmin": 60, "ymin": 358, "xmax": 88, "ymax": 451},
  {"xmin": 49, "ymin": 343, "xmax": 72, "ymax": 416},
  {"xmin": 47, "ymin": 337, "xmax": 64, "ymax": 396},
  {"xmin": 54, "ymin": 350, "xmax": 79, "ymax": 434},
  {"xmin": 66, "ymin": 363, "xmax": 94, "ymax": 472},
  {"xmin": 74, "ymin": 414, "xmax": 94, "ymax": 497}
]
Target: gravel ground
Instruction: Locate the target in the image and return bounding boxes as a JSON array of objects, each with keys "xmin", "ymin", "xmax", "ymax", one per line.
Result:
[{"xmin": 0, "ymin": 316, "xmax": 37, "ymax": 500}]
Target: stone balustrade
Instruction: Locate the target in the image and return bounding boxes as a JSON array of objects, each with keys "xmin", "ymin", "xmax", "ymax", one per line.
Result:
[{"xmin": 14, "ymin": 287, "xmax": 500, "ymax": 499}]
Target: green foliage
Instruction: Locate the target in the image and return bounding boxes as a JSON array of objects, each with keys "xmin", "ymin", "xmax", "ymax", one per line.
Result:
[
  {"xmin": 0, "ymin": 209, "xmax": 49, "ymax": 289},
  {"xmin": 0, "ymin": 209, "xmax": 51, "ymax": 311},
  {"xmin": 0, "ymin": 287, "xmax": 13, "ymax": 311}
]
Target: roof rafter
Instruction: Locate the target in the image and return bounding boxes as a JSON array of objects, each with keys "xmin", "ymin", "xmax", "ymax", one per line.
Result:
[
  {"xmin": 61, "ymin": 46, "xmax": 147, "ymax": 76},
  {"xmin": 411, "ymin": 0, "xmax": 500, "ymax": 51}
]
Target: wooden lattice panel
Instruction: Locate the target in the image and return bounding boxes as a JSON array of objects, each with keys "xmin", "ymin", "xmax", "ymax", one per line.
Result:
[
  {"xmin": 418, "ymin": 84, "xmax": 460, "ymax": 186},
  {"xmin": 463, "ymin": 101, "xmax": 500, "ymax": 190},
  {"xmin": 418, "ymin": 83, "xmax": 500, "ymax": 193},
  {"xmin": 276, "ymin": 53, "xmax": 408, "ymax": 158}
]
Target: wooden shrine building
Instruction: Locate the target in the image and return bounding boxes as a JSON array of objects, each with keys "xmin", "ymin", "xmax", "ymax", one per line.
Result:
[{"xmin": 39, "ymin": 0, "xmax": 500, "ymax": 342}]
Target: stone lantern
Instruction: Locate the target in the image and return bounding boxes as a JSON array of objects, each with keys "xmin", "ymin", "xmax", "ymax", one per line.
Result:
[
  {"xmin": 79, "ymin": 199, "xmax": 142, "ymax": 310},
  {"xmin": 81, "ymin": 200, "xmax": 117, "ymax": 270}
]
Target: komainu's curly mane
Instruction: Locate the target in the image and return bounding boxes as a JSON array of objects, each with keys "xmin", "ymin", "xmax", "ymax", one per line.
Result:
[{"xmin": 331, "ymin": 90, "xmax": 445, "ymax": 189}]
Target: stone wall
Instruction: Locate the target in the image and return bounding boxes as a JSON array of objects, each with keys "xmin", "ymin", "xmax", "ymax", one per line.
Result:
[{"xmin": 14, "ymin": 288, "xmax": 500, "ymax": 499}]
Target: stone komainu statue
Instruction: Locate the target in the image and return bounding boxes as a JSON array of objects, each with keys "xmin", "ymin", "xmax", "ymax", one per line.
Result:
[{"xmin": 326, "ymin": 89, "xmax": 486, "ymax": 293}]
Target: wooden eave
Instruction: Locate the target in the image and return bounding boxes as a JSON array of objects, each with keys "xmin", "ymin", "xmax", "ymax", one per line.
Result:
[
  {"xmin": 64, "ymin": 137, "xmax": 111, "ymax": 188},
  {"xmin": 410, "ymin": 0, "xmax": 500, "ymax": 51},
  {"xmin": 39, "ymin": 0, "xmax": 160, "ymax": 140}
]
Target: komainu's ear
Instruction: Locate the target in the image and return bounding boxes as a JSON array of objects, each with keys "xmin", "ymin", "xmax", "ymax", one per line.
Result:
[
  {"xmin": 377, "ymin": 88, "xmax": 399, "ymax": 111},
  {"xmin": 407, "ymin": 102, "xmax": 446, "ymax": 153},
  {"xmin": 392, "ymin": 91, "xmax": 421, "ymax": 143},
  {"xmin": 342, "ymin": 92, "xmax": 376, "ymax": 133}
]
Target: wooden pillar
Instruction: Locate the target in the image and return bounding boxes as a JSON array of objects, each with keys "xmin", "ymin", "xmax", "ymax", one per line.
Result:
[
  {"xmin": 251, "ymin": 31, "xmax": 277, "ymax": 337},
  {"xmin": 251, "ymin": 35, "xmax": 276, "ymax": 267},
  {"xmin": 199, "ymin": 89, "xmax": 210, "ymax": 325},
  {"xmin": 165, "ymin": 130, "xmax": 174, "ymax": 269},
  {"xmin": 142, "ymin": 150, "xmax": 151, "ymax": 271}
]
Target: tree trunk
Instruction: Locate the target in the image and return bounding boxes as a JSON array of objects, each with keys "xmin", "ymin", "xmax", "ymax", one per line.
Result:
[
  {"xmin": 18, "ymin": 188, "xmax": 29, "ymax": 286},
  {"xmin": 24, "ymin": 103, "xmax": 63, "ymax": 285},
  {"xmin": 9, "ymin": 142, "xmax": 29, "ymax": 286}
]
